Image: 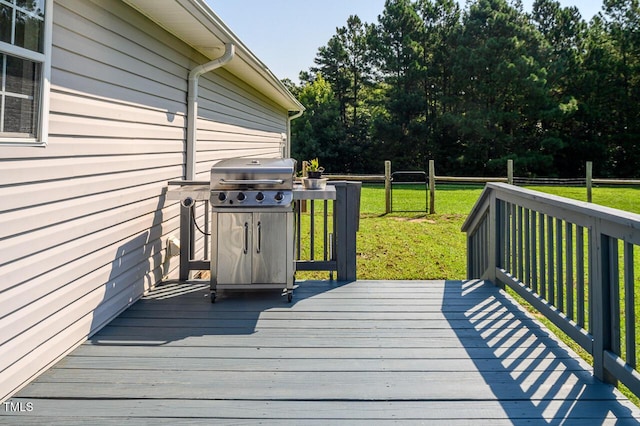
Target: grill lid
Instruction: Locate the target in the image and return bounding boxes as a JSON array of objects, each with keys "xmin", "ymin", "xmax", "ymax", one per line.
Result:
[
  {"xmin": 210, "ymin": 158, "xmax": 296, "ymax": 190},
  {"xmin": 210, "ymin": 157, "xmax": 297, "ymax": 208}
]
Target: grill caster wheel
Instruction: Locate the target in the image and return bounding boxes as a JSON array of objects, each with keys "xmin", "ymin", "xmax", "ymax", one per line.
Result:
[
  {"xmin": 211, "ymin": 293, "xmax": 217, "ymax": 304},
  {"xmin": 287, "ymin": 292, "xmax": 292, "ymax": 303}
]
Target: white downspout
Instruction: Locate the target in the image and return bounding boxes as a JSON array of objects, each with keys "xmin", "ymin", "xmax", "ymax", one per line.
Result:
[
  {"xmin": 186, "ymin": 43, "xmax": 235, "ymax": 180},
  {"xmin": 286, "ymin": 110, "xmax": 304, "ymax": 158}
]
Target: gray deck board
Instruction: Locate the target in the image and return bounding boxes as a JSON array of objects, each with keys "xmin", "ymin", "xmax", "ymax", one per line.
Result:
[{"xmin": 2, "ymin": 279, "xmax": 640, "ymax": 424}]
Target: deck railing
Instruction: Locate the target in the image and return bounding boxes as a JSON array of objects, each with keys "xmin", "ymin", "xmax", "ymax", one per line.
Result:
[
  {"xmin": 462, "ymin": 182, "xmax": 640, "ymax": 396},
  {"xmin": 295, "ymin": 181, "xmax": 361, "ymax": 282}
]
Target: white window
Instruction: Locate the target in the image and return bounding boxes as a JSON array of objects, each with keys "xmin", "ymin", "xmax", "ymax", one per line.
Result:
[{"xmin": 0, "ymin": 0, "xmax": 51, "ymax": 145}]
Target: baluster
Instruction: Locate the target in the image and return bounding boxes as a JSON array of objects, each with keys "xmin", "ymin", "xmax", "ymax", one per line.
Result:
[
  {"xmin": 566, "ymin": 222, "xmax": 574, "ymax": 320},
  {"xmin": 539, "ymin": 212, "xmax": 546, "ymax": 299},
  {"xmin": 609, "ymin": 238, "xmax": 621, "ymax": 356},
  {"xmin": 524, "ymin": 208, "xmax": 531, "ymax": 288},
  {"xmin": 624, "ymin": 242, "xmax": 636, "ymax": 368},
  {"xmin": 511, "ymin": 203, "xmax": 517, "ymax": 274},
  {"xmin": 518, "ymin": 206, "xmax": 524, "ymax": 280},
  {"xmin": 547, "ymin": 215, "xmax": 554, "ymax": 305},
  {"xmin": 576, "ymin": 225, "xmax": 585, "ymax": 327},
  {"xmin": 556, "ymin": 217, "xmax": 564, "ymax": 312},
  {"xmin": 505, "ymin": 202, "xmax": 511, "ymax": 272},
  {"xmin": 531, "ymin": 211, "xmax": 538, "ymax": 294}
]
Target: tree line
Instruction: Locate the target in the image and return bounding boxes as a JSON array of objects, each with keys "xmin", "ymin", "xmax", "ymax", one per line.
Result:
[{"xmin": 286, "ymin": 0, "xmax": 640, "ymax": 178}]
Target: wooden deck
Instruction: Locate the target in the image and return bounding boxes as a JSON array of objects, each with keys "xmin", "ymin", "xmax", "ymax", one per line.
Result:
[{"xmin": 3, "ymin": 279, "xmax": 640, "ymax": 424}]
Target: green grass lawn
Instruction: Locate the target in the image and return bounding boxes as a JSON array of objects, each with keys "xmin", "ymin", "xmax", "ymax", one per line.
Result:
[
  {"xmin": 296, "ymin": 183, "xmax": 484, "ymax": 280},
  {"xmin": 299, "ymin": 183, "xmax": 640, "ymax": 281},
  {"xmin": 356, "ymin": 183, "xmax": 483, "ymax": 279},
  {"xmin": 353, "ymin": 183, "xmax": 640, "ymax": 281},
  {"xmin": 526, "ymin": 185, "xmax": 640, "ymax": 213}
]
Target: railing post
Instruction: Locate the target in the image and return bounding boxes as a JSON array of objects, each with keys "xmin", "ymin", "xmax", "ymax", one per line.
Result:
[
  {"xmin": 334, "ymin": 181, "xmax": 361, "ymax": 281},
  {"xmin": 384, "ymin": 161, "xmax": 391, "ymax": 214},
  {"xmin": 507, "ymin": 159, "xmax": 513, "ymax": 185},
  {"xmin": 590, "ymin": 222, "xmax": 617, "ymax": 385}
]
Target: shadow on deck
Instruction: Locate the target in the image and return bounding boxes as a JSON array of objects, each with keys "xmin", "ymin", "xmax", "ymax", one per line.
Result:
[{"xmin": 2, "ymin": 279, "xmax": 639, "ymax": 424}]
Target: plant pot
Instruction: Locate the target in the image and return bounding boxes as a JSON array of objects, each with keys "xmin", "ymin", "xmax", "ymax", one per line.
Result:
[
  {"xmin": 302, "ymin": 177, "xmax": 327, "ymax": 190},
  {"xmin": 307, "ymin": 171, "xmax": 322, "ymax": 179}
]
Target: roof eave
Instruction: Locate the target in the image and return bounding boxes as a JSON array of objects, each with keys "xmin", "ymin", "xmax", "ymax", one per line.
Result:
[{"xmin": 122, "ymin": 0, "xmax": 304, "ymax": 113}]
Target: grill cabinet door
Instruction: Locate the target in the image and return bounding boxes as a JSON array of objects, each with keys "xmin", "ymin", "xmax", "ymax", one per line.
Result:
[
  {"xmin": 252, "ymin": 212, "xmax": 288, "ymax": 284},
  {"xmin": 216, "ymin": 212, "xmax": 252, "ymax": 285}
]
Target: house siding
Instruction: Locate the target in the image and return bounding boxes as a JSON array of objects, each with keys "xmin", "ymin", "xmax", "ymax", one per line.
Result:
[{"xmin": 0, "ymin": 0, "xmax": 290, "ymax": 401}]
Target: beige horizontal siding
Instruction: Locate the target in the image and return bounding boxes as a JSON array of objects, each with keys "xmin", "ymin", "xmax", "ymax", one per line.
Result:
[
  {"xmin": 198, "ymin": 73, "xmax": 288, "ymax": 132},
  {"xmin": 0, "ymin": 165, "xmax": 184, "ymax": 211},
  {"xmin": 1, "ymin": 181, "xmax": 172, "ymax": 239},
  {"xmin": 0, "ymin": 0, "xmax": 292, "ymax": 402}
]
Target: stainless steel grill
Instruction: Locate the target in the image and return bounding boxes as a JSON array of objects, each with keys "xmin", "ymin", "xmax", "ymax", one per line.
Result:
[{"xmin": 209, "ymin": 157, "xmax": 296, "ymax": 302}]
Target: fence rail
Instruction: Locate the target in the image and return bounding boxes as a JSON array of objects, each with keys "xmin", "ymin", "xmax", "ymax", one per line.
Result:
[
  {"xmin": 325, "ymin": 160, "xmax": 512, "ymax": 214},
  {"xmin": 593, "ymin": 178, "xmax": 640, "ymax": 185},
  {"xmin": 462, "ymin": 182, "xmax": 640, "ymax": 397},
  {"xmin": 327, "ymin": 160, "xmax": 639, "ymax": 214}
]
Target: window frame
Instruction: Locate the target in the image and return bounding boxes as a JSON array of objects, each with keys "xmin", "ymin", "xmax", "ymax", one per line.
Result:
[{"xmin": 0, "ymin": 0, "xmax": 52, "ymax": 147}]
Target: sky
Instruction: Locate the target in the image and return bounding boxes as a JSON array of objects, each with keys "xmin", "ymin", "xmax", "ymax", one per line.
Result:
[{"xmin": 208, "ymin": 1, "xmax": 602, "ymax": 84}]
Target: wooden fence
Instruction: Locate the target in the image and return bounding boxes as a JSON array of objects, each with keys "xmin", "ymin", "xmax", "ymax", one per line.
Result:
[
  {"xmin": 325, "ymin": 160, "xmax": 510, "ymax": 214},
  {"xmin": 462, "ymin": 182, "xmax": 640, "ymax": 397},
  {"xmin": 325, "ymin": 160, "xmax": 640, "ymax": 214}
]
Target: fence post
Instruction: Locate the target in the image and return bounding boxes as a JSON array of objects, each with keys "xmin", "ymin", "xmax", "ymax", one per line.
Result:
[
  {"xmin": 507, "ymin": 159, "xmax": 513, "ymax": 185},
  {"xmin": 429, "ymin": 160, "xmax": 436, "ymax": 214},
  {"xmin": 385, "ymin": 160, "xmax": 391, "ymax": 214},
  {"xmin": 586, "ymin": 161, "xmax": 593, "ymax": 203}
]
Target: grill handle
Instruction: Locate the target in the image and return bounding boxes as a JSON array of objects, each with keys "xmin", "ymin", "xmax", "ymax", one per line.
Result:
[
  {"xmin": 256, "ymin": 221, "xmax": 261, "ymax": 253},
  {"xmin": 218, "ymin": 178, "xmax": 284, "ymax": 185},
  {"xmin": 243, "ymin": 222, "xmax": 249, "ymax": 254}
]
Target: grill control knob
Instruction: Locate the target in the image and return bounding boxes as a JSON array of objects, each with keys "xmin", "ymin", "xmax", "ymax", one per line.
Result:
[
  {"xmin": 217, "ymin": 192, "xmax": 226, "ymax": 202},
  {"xmin": 236, "ymin": 192, "xmax": 246, "ymax": 202},
  {"xmin": 274, "ymin": 191, "xmax": 284, "ymax": 202},
  {"xmin": 256, "ymin": 192, "xmax": 265, "ymax": 202}
]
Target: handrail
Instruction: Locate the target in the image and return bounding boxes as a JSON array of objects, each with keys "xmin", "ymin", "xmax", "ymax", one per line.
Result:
[
  {"xmin": 218, "ymin": 178, "xmax": 284, "ymax": 185},
  {"xmin": 462, "ymin": 182, "xmax": 640, "ymax": 397}
]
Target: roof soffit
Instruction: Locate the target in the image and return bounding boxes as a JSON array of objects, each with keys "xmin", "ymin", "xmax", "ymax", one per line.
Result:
[{"xmin": 122, "ymin": 0, "xmax": 303, "ymax": 112}]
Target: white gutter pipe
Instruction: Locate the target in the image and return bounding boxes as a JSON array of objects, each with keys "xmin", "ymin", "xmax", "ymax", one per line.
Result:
[
  {"xmin": 186, "ymin": 43, "xmax": 235, "ymax": 180},
  {"xmin": 285, "ymin": 110, "xmax": 304, "ymax": 158}
]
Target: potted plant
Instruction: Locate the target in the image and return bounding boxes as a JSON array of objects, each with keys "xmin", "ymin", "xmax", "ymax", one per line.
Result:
[
  {"xmin": 306, "ymin": 158, "xmax": 324, "ymax": 179},
  {"xmin": 303, "ymin": 158, "xmax": 327, "ymax": 189}
]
